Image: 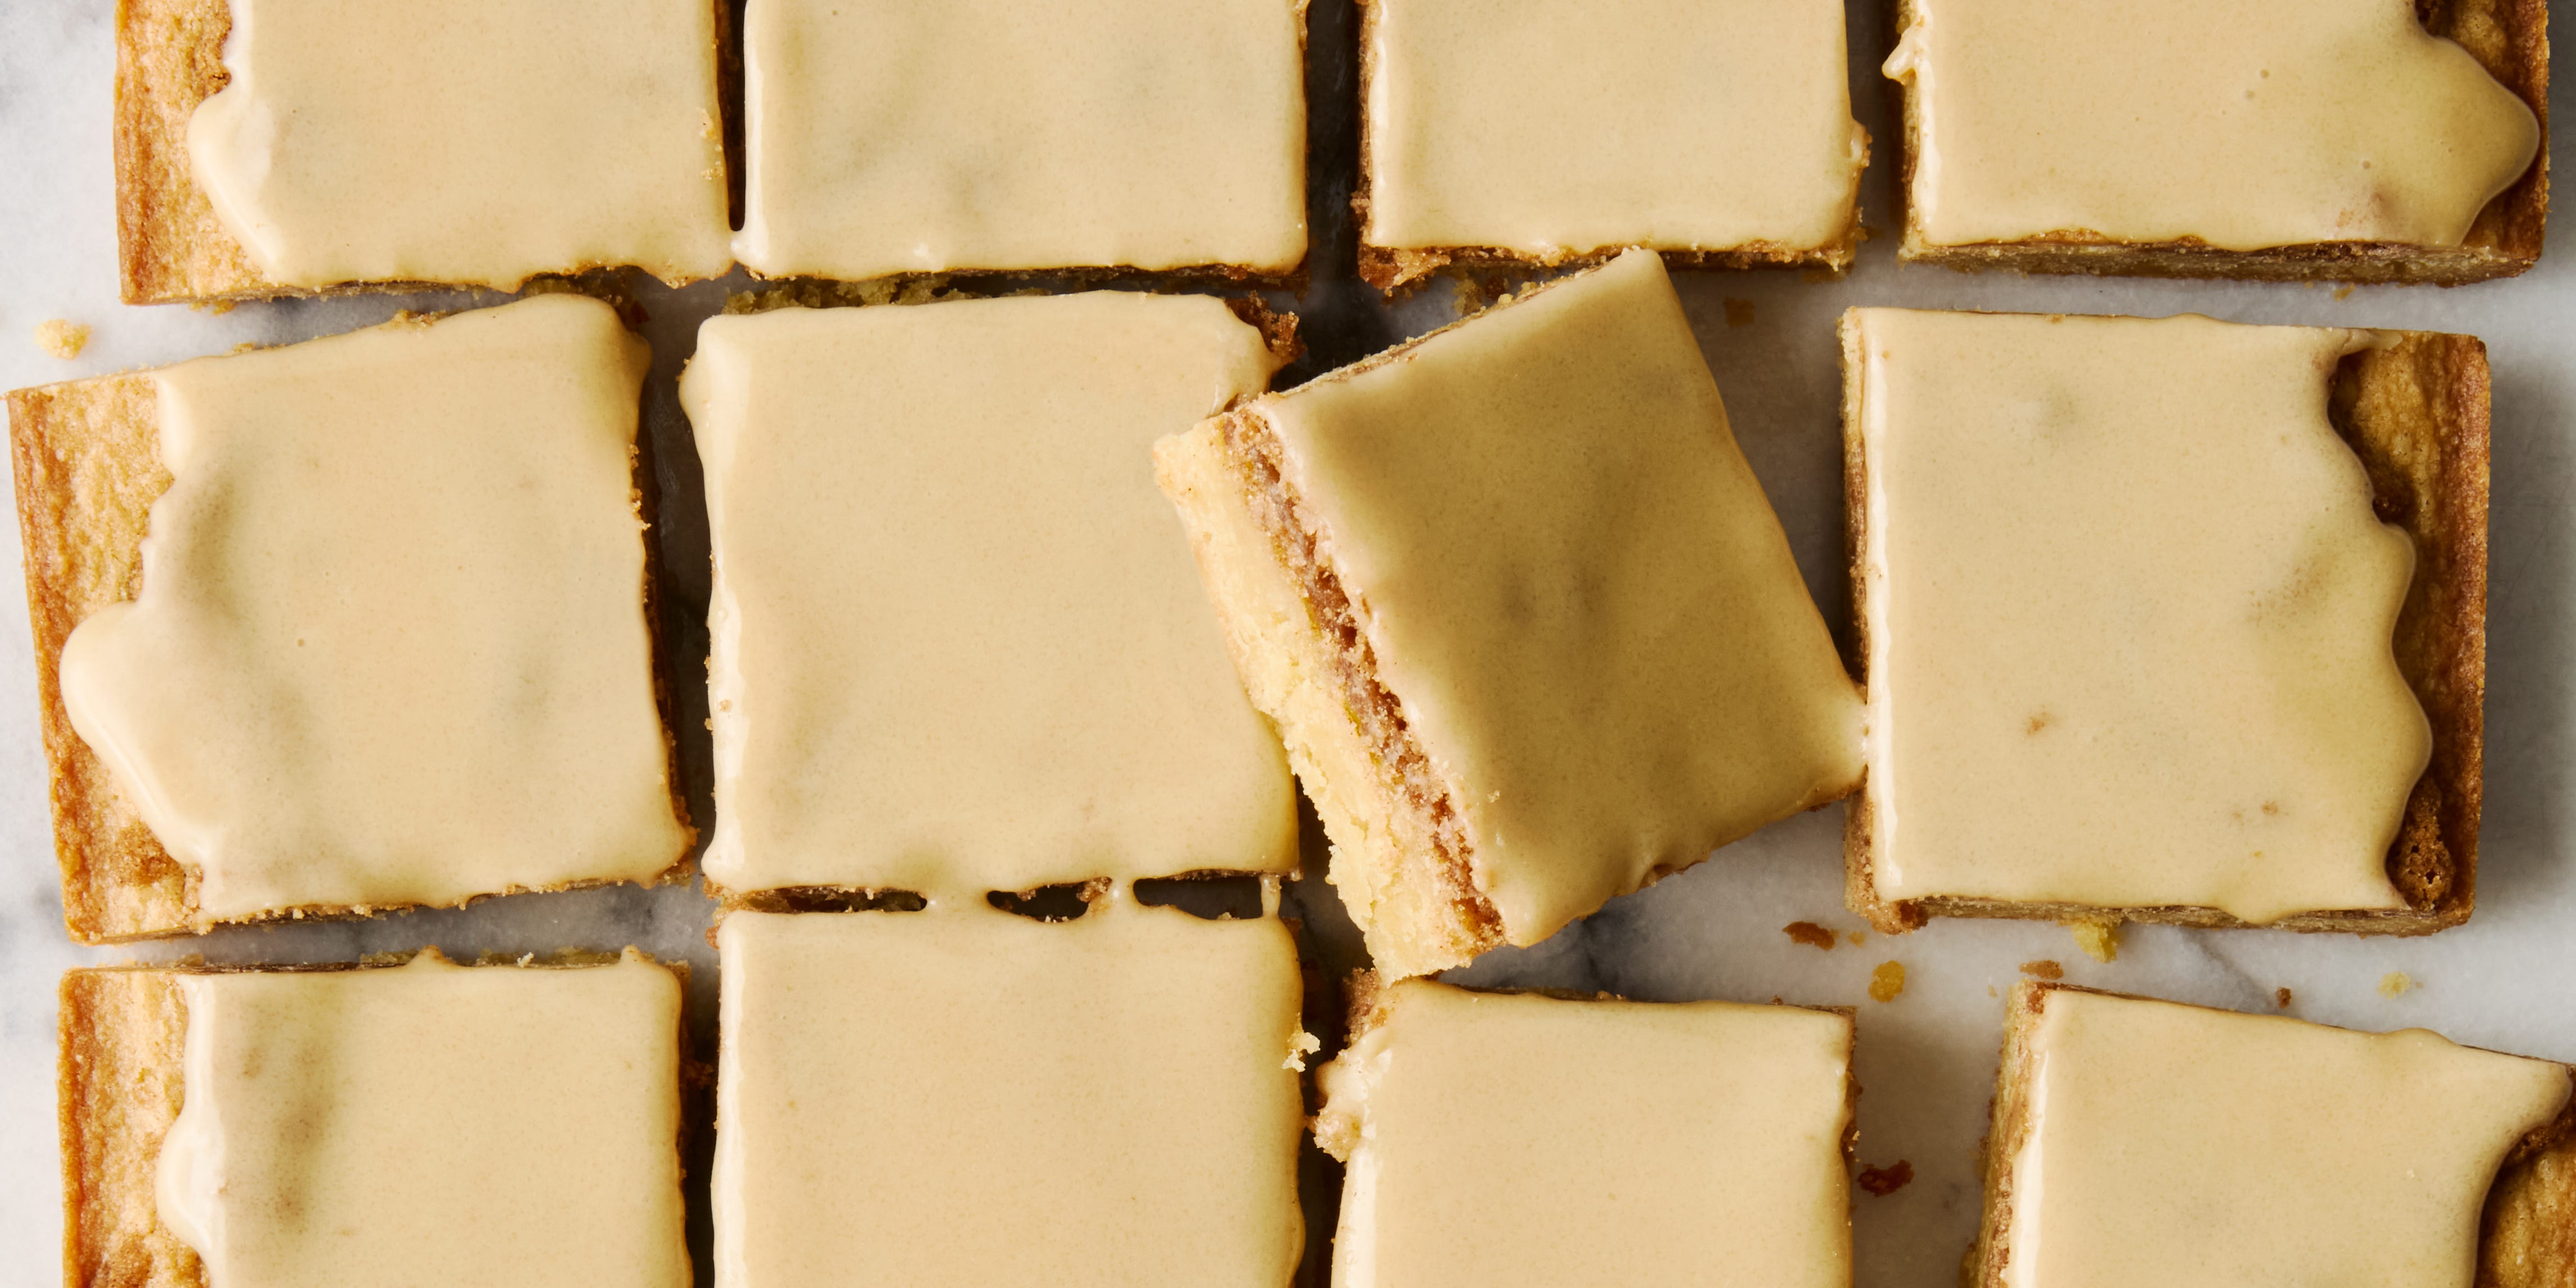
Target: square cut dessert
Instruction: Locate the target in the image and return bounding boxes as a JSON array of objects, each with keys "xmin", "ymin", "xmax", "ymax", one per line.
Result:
[
  {"xmin": 1882, "ymin": 0, "xmax": 2548, "ymax": 282},
  {"xmin": 114, "ymin": 0, "xmax": 732, "ymax": 304},
  {"xmin": 1356, "ymin": 0, "xmax": 1868, "ymax": 292},
  {"xmin": 682, "ymin": 291, "xmax": 1298, "ymax": 904},
  {"xmin": 1973, "ymin": 983, "xmax": 2576, "ymax": 1288},
  {"xmin": 11, "ymin": 294, "xmax": 692, "ymax": 943},
  {"xmin": 713, "ymin": 900, "xmax": 1307, "ymax": 1288},
  {"xmin": 61, "ymin": 948, "xmax": 690, "ymax": 1288},
  {"xmin": 1157, "ymin": 248, "xmax": 1863, "ymax": 978},
  {"xmin": 1842, "ymin": 308, "xmax": 2487, "ymax": 936},
  {"xmin": 1314, "ymin": 977, "xmax": 1856, "ymax": 1287},
  {"xmin": 735, "ymin": 0, "xmax": 1305, "ymax": 282}
]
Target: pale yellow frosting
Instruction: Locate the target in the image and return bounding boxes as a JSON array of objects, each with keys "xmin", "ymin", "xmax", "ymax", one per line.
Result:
[
  {"xmin": 187, "ymin": 0, "xmax": 730, "ymax": 289},
  {"xmin": 1888, "ymin": 0, "xmax": 2541, "ymax": 250},
  {"xmin": 713, "ymin": 900, "xmax": 1307, "ymax": 1287},
  {"xmin": 1314, "ymin": 980, "xmax": 1852, "ymax": 1287},
  {"xmin": 1250, "ymin": 248, "xmax": 1862, "ymax": 953},
  {"xmin": 156, "ymin": 950, "xmax": 689, "ymax": 1288},
  {"xmin": 1365, "ymin": 0, "xmax": 1864, "ymax": 257},
  {"xmin": 1999, "ymin": 987, "xmax": 2570, "ymax": 1288},
  {"xmin": 682, "ymin": 292, "xmax": 1295, "ymax": 901},
  {"xmin": 1854, "ymin": 309, "xmax": 2428, "ymax": 923},
  {"xmin": 59, "ymin": 295, "xmax": 689, "ymax": 927},
  {"xmin": 735, "ymin": 0, "xmax": 1306, "ymax": 279}
]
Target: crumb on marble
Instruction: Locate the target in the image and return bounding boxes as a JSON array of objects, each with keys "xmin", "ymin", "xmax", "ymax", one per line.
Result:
[
  {"xmin": 2068, "ymin": 919, "xmax": 2120, "ymax": 964},
  {"xmin": 2019, "ymin": 959, "xmax": 2064, "ymax": 980},
  {"xmin": 2333, "ymin": 285, "xmax": 2355, "ymax": 301},
  {"xmin": 35, "ymin": 319, "xmax": 89, "ymax": 359},
  {"xmin": 1848, "ymin": 930, "xmax": 1866, "ymax": 946},
  {"xmin": 1858, "ymin": 1159, "xmax": 1914, "ymax": 1196},
  {"xmin": 1783, "ymin": 920, "xmax": 1837, "ymax": 951},
  {"xmin": 2378, "ymin": 971, "xmax": 2414, "ymax": 998},
  {"xmin": 2275, "ymin": 987, "xmax": 2293, "ymax": 1009},
  {"xmin": 1869, "ymin": 961, "xmax": 1906, "ymax": 1003},
  {"xmin": 1722, "ymin": 297, "xmax": 1756, "ymax": 328}
]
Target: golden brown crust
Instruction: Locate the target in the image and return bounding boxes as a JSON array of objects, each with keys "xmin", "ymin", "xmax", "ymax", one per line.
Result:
[
  {"xmin": 59, "ymin": 954, "xmax": 696, "ymax": 1288},
  {"xmin": 1890, "ymin": 0, "xmax": 2550, "ymax": 282},
  {"xmin": 60, "ymin": 968, "xmax": 201, "ymax": 1288},
  {"xmin": 2483, "ymin": 1095, "xmax": 2576, "ymax": 1288},
  {"xmin": 1223, "ymin": 295, "xmax": 1307, "ymax": 369},
  {"xmin": 11, "ymin": 377, "xmax": 192, "ymax": 945},
  {"xmin": 10, "ymin": 335, "xmax": 693, "ymax": 944},
  {"xmin": 1970, "ymin": 982, "xmax": 2576, "ymax": 1287},
  {"xmin": 1841, "ymin": 316, "xmax": 2488, "ymax": 937},
  {"xmin": 112, "ymin": 0, "xmax": 746, "ymax": 305},
  {"xmin": 1214, "ymin": 405, "xmax": 1507, "ymax": 968},
  {"xmin": 114, "ymin": 0, "xmax": 267, "ymax": 305},
  {"xmin": 1348, "ymin": 0, "xmax": 1860, "ymax": 295}
]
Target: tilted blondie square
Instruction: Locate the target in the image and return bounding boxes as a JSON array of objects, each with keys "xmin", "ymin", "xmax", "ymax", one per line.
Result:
[{"xmin": 1157, "ymin": 249, "xmax": 1863, "ymax": 978}]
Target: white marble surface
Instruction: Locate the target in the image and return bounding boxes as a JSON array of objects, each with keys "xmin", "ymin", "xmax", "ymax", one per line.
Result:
[{"xmin": 4, "ymin": 2, "xmax": 2574, "ymax": 1285}]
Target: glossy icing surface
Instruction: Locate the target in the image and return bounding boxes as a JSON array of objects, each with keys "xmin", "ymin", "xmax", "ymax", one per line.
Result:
[
  {"xmin": 1857, "ymin": 309, "xmax": 2428, "ymax": 923},
  {"xmin": 60, "ymin": 296, "xmax": 689, "ymax": 924},
  {"xmin": 188, "ymin": 0, "xmax": 730, "ymax": 288},
  {"xmin": 1889, "ymin": 0, "xmax": 2540, "ymax": 250},
  {"xmin": 684, "ymin": 293, "xmax": 1294, "ymax": 900}
]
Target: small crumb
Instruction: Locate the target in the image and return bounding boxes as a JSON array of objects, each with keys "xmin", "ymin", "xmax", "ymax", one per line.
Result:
[
  {"xmin": 2333, "ymin": 285, "xmax": 2355, "ymax": 301},
  {"xmin": 2068, "ymin": 919, "xmax": 2120, "ymax": 964},
  {"xmin": 1285, "ymin": 1030, "xmax": 1322, "ymax": 1071},
  {"xmin": 1987, "ymin": 984, "xmax": 1998, "ymax": 997},
  {"xmin": 1847, "ymin": 930, "xmax": 1867, "ymax": 946},
  {"xmin": 2378, "ymin": 971, "xmax": 2414, "ymax": 998},
  {"xmin": 2275, "ymin": 987, "xmax": 2293, "ymax": 1009},
  {"xmin": 1722, "ymin": 297, "xmax": 1757, "ymax": 328},
  {"xmin": 1857, "ymin": 1159, "xmax": 1914, "ymax": 1196},
  {"xmin": 1869, "ymin": 960, "xmax": 1906, "ymax": 1002},
  {"xmin": 34, "ymin": 319, "xmax": 89, "ymax": 359},
  {"xmin": 2019, "ymin": 960, "xmax": 2064, "ymax": 980},
  {"xmin": 1783, "ymin": 920, "xmax": 1837, "ymax": 951}
]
